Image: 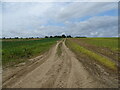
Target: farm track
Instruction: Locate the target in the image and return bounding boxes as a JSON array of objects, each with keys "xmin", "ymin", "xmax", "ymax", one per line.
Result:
[{"xmin": 2, "ymin": 39, "xmax": 118, "ymax": 88}]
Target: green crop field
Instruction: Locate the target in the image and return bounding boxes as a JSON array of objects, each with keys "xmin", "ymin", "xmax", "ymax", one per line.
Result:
[
  {"xmin": 2, "ymin": 38, "xmax": 61, "ymax": 67},
  {"xmin": 78, "ymin": 38, "xmax": 118, "ymax": 51}
]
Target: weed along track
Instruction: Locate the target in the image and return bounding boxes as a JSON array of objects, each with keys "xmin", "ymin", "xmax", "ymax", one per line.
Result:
[{"xmin": 3, "ymin": 39, "xmax": 118, "ymax": 88}]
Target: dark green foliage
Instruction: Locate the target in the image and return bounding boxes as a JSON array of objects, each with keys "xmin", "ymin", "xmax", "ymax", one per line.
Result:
[
  {"xmin": 67, "ymin": 35, "xmax": 72, "ymax": 38},
  {"xmin": 62, "ymin": 34, "xmax": 66, "ymax": 38},
  {"xmin": 44, "ymin": 34, "xmax": 72, "ymax": 38},
  {"xmin": 45, "ymin": 36, "xmax": 49, "ymax": 38}
]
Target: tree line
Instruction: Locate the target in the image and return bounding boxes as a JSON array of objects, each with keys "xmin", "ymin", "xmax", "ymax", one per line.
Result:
[
  {"xmin": 2, "ymin": 34, "xmax": 72, "ymax": 39},
  {"xmin": 45, "ymin": 35, "xmax": 72, "ymax": 38},
  {"xmin": 2, "ymin": 37, "xmax": 40, "ymax": 39},
  {"xmin": 2, "ymin": 35, "xmax": 87, "ymax": 39}
]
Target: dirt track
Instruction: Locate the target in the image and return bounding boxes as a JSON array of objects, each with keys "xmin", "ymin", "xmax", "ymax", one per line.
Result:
[{"xmin": 2, "ymin": 39, "xmax": 117, "ymax": 88}]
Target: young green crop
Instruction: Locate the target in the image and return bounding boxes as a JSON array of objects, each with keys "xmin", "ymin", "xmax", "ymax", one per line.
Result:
[
  {"xmin": 2, "ymin": 38, "xmax": 61, "ymax": 67},
  {"xmin": 79, "ymin": 38, "xmax": 118, "ymax": 51}
]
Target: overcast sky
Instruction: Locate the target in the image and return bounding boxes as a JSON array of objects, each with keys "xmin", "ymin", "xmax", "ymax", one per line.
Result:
[{"xmin": 1, "ymin": 2, "xmax": 118, "ymax": 37}]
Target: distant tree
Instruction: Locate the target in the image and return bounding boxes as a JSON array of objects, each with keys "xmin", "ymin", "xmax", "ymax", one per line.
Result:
[
  {"xmin": 62, "ymin": 34, "xmax": 66, "ymax": 38},
  {"xmin": 54, "ymin": 36, "xmax": 58, "ymax": 38},
  {"xmin": 15, "ymin": 37, "xmax": 19, "ymax": 39},
  {"xmin": 50, "ymin": 36, "xmax": 53, "ymax": 38},
  {"xmin": 29, "ymin": 37, "xmax": 33, "ymax": 39},
  {"xmin": 45, "ymin": 36, "xmax": 48, "ymax": 38},
  {"xmin": 37, "ymin": 37, "xmax": 39, "ymax": 38},
  {"xmin": 75, "ymin": 36, "xmax": 87, "ymax": 38},
  {"xmin": 58, "ymin": 36, "xmax": 62, "ymax": 38},
  {"xmin": 67, "ymin": 35, "xmax": 72, "ymax": 38},
  {"xmin": 2, "ymin": 37, "xmax": 6, "ymax": 39}
]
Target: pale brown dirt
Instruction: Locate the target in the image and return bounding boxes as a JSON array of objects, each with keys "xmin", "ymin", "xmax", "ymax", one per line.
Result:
[{"xmin": 2, "ymin": 39, "xmax": 118, "ymax": 88}]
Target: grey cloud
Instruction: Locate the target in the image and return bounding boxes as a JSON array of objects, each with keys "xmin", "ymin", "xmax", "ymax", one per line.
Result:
[
  {"xmin": 55, "ymin": 2, "xmax": 117, "ymax": 22},
  {"xmin": 65, "ymin": 16, "xmax": 118, "ymax": 37},
  {"xmin": 2, "ymin": 2, "xmax": 118, "ymax": 37}
]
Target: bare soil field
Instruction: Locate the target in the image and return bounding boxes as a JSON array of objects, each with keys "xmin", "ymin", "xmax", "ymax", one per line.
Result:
[{"xmin": 2, "ymin": 39, "xmax": 118, "ymax": 88}]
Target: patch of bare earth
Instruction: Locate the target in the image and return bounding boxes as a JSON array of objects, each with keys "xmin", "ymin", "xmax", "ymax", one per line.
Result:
[{"xmin": 2, "ymin": 39, "xmax": 118, "ymax": 88}]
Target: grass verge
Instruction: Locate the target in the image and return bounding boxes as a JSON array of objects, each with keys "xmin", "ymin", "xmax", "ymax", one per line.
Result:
[
  {"xmin": 66, "ymin": 39, "xmax": 117, "ymax": 71},
  {"xmin": 57, "ymin": 42, "xmax": 62, "ymax": 56}
]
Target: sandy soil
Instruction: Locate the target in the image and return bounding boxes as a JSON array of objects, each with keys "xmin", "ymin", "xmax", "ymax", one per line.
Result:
[{"xmin": 2, "ymin": 39, "xmax": 118, "ymax": 88}]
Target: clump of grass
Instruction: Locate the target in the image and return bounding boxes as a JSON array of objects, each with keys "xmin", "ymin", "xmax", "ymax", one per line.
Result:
[
  {"xmin": 66, "ymin": 39, "xmax": 117, "ymax": 70},
  {"xmin": 57, "ymin": 42, "xmax": 62, "ymax": 56}
]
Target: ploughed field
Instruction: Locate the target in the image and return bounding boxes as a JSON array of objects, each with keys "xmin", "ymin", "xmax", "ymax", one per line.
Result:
[{"xmin": 2, "ymin": 38, "xmax": 119, "ymax": 88}]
